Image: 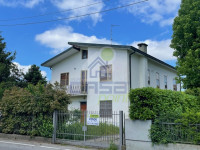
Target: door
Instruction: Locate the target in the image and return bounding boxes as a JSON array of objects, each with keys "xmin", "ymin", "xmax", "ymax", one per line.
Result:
[
  {"xmin": 80, "ymin": 102, "xmax": 87, "ymax": 122},
  {"xmin": 81, "ymin": 70, "xmax": 87, "ymax": 93}
]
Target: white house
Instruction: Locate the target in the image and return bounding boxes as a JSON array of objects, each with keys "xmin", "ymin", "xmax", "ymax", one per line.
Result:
[{"xmin": 42, "ymin": 42, "xmax": 180, "ymax": 118}]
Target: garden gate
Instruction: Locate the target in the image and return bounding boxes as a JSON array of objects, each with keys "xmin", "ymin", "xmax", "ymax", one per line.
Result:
[{"xmin": 52, "ymin": 110, "xmax": 125, "ymax": 149}]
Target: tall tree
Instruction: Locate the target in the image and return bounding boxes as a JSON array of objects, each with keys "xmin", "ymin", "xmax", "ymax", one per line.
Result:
[
  {"xmin": 24, "ymin": 64, "xmax": 46, "ymax": 85},
  {"xmin": 170, "ymin": 0, "xmax": 200, "ymax": 89},
  {"xmin": 0, "ymin": 34, "xmax": 20, "ymax": 98},
  {"xmin": 0, "ymin": 34, "xmax": 16, "ymax": 83}
]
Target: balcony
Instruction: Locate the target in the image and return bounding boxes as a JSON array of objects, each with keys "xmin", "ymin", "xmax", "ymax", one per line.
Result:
[{"xmin": 65, "ymin": 83, "xmax": 87, "ymax": 96}]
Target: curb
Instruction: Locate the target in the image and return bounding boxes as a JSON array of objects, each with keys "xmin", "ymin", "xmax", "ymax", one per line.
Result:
[{"xmin": 0, "ymin": 133, "xmax": 52, "ymax": 143}]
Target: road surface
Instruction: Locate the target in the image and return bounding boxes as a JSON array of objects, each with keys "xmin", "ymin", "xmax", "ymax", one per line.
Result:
[{"xmin": 0, "ymin": 138, "xmax": 98, "ymax": 150}]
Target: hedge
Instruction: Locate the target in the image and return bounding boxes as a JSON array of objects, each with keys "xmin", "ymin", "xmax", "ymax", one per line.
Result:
[
  {"xmin": 0, "ymin": 83, "xmax": 70, "ymax": 137},
  {"xmin": 129, "ymin": 87, "xmax": 200, "ymax": 144}
]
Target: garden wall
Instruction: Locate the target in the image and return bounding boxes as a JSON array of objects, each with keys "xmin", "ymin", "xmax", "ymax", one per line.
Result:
[{"xmin": 125, "ymin": 119, "xmax": 200, "ymax": 150}]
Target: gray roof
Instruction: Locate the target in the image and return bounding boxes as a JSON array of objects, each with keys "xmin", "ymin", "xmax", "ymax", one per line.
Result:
[{"xmin": 41, "ymin": 42, "xmax": 176, "ymax": 71}]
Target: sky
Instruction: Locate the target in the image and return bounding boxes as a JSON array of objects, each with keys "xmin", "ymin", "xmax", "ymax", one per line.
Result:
[{"xmin": 0, "ymin": 0, "xmax": 181, "ymax": 80}]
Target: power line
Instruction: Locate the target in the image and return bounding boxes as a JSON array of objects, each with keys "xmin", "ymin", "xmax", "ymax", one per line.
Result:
[
  {"xmin": 0, "ymin": 0, "xmax": 148, "ymax": 27},
  {"xmin": 0, "ymin": 0, "xmax": 109, "ymax": 22}
]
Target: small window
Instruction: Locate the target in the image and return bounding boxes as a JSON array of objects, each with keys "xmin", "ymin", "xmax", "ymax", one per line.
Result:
[
  {"xmin": 100, "ymin": 100, "xmax": 112, "ymax": 117},
  {"xmin": 164, "ymin": 75, "xmax": 167, "ymax": 89},
  {"xmin": 148, "ymin": 69, "xmax": 150, "ymax": 85},
  {"xmin": 60, "ymin": 73, "xmax": 69, "ymax": 87},
  {"xmin": 173, "ymin": 79, "xmax": 177, "ymax": 91},
  {"xmin": 100, "ymin": 65, "xmax": 112, "ymax": 82},
  {"xmin": 156, "ymin": 72, "xmax": 160, "ymax": 88},
  {"xmin": 82, "ymin": 50, "xmax": 88, "ymax": 59}
]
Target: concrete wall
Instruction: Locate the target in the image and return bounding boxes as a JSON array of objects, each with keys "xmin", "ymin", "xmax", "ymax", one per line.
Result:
[{"xmin": 125, "ymin": 119, "xmax": 200, "ymax": 150}]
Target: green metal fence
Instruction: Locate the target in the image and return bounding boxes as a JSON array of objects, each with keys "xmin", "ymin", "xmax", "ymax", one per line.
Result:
[
  {"xmin": 52, "ymin": 110, "xmax": 124, "ymax": 148},
  {"xmin": 158, "ymin": 122, "xmax": 200, "ymax": 144}
]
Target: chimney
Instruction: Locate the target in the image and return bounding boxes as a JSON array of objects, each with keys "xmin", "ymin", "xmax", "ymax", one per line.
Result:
[{"xmin": 138, "ymin": 43, "xmax": 148, "ymax": 53}]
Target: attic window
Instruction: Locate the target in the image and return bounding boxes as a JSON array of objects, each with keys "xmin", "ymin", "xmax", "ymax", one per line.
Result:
[{"xmin": 82, "ymin": 50, "xmax": 88, "ymax": 59}]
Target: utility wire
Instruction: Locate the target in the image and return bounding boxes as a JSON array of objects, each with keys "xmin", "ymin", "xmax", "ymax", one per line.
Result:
[
  {"xmin": 0, "ymin": 0, "xmax": 148, "ymax": 27},
  {"xmin": 0, "ymin": 0, "xmax": 109, "ymax": 22}
]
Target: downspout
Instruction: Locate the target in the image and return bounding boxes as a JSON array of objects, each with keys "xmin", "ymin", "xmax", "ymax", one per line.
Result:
[{"xmin": 129, "ymin": 50, "xmax": 136, "ymax": 90}]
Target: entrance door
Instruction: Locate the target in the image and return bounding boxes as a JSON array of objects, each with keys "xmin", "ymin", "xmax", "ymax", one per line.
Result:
[{"xmin": 80, "ymin": 102, "xmax": 87, "ymax": 122}]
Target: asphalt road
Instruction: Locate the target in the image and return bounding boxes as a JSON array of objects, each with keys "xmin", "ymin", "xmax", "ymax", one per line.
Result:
[{"xmin": 0, "ymin": 138, "xmax": 98, "ymax": 150}]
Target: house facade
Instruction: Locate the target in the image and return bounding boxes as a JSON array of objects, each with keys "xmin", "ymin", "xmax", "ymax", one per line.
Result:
[{"xmin": 42, "ymin": 42, "xmax": 180, "ymax": 118}]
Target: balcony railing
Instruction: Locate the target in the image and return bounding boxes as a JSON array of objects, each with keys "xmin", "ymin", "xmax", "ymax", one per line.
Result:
[{"xmin": 65, "ymin": 83, "xmax": 87, "ymax": 96}]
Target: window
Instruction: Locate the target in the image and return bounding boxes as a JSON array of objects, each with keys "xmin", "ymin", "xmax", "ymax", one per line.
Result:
[
  {"xmin": 81, "ymin": 70, "xmax": 87, "ymax": 93},
  {"xmin": 173, "ymin": 79, "xmax": 177, "ymax": 91},
  {"xmin": 100, "ymin": 100, "xmax": 112, "ymax": 117},
  {"xmin": 164, "ymin": 75, "xmax": 167, "ymax": 89},
  {"xmin": 100, "ymin": 65, "xmax": 112, "ymax": 81},
  {"xmin": 156, "ymin": 72, "xmax": 160, "ymax": 88},
  {"xmin": 82, "ymin": 50, "xmax": 88, "ymax": 59},
  {"xmin": 148, "ymin": 69, "xmax": 150, "ymax": 85},
  {"xmin": 60, "ymin": 73, "xmax": 69, "ymax": 87}
]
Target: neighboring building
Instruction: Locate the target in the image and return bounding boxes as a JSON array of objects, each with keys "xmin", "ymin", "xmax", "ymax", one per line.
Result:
[{"xmin": 42, "ymin": 42, "xmax": 180, "ymax": 118}]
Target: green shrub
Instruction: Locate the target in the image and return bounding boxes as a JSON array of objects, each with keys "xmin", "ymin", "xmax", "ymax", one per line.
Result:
[
  {"xmin": 57, "ymin": 122, "xmax": 119, "ymax": 140},
  {"xmin": 129, "ymin": 87, "xmax": 200, "ymax": 144},
  {"xmin": 107, "ymin": 142, "xmax": 118, "ymax": 150},
  {"xmin": 129, "ymin": 87, "xmax": 197, "ymax": 120},
  {"xmin": 0, "ymin": 83, "xmax": 70, "ymax": 137}
]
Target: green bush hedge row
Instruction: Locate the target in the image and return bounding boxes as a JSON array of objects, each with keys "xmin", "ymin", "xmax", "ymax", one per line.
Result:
[
  {"xmin": 129, "ymin": 87, "xmax": 200, "ymax": 144},
  {"xmin": 0, "ymin": 83, "xmax": 70, "ymax": 137}
]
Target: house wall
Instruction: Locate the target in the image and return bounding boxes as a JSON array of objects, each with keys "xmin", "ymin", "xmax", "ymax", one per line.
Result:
[
  {"xmin": 87, "ymin": 47, "xmax": 129, "ymax": 117},
  {"xmin": 148, "ymin": 60, "xmax": 180, "ymax": 91},
  {"xmin": 50, "ymin": 46, "xmax": 179, "ymax": 118},
  {"xmin": 51, "ymin": 50, "xmax": 88, "ymax": 84}
]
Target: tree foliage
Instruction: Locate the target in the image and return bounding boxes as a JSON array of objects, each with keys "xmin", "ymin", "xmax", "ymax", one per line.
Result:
[
  {"xmin": 0, "ymin": 34, "xmax": 16, "ymax": 83},
  {"xmin": 24, "ymin": 64, "xmax": 46, "ymax": 85},
  {"xmin": 170, "ymin": 0, "xmax": 200, "ymax": 89}
]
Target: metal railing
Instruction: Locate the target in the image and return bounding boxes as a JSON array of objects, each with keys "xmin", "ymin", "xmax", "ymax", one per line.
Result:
[
  {"xmin": 158, "ymin": 122, "xmax": 200, "ymax": 144},
  {"xmin": 52, "ymin": 110, "xmax": 124, "ymax": 148},
  {"xmin": 65, "ymin": 84, "xmax": 87, "ymax": 96}
]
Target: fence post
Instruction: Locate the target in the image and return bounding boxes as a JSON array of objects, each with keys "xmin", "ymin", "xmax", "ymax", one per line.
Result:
[
  {"xmin": 119, "ymin": 111, "xmax": 123, "ymax": 150},
  {"xmin": 84, "ymin": 111, "xmax": 86, "ymax": 142},
  {"xmin": 52, "ymin": 110, "xmax": 57, "ymax": 144}
]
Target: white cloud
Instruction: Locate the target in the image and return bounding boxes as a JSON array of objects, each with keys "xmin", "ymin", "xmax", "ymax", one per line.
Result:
[
  {"xmin": 121, "ymin": 0, "xmax": 181, "ymax": 26},
  {"xmin": 0, "ymin": 0, "xmax": 44, "ymax": 8},
  {"xmin": 131, "ymin": 39, "xmax": 176, "ymax": 61},
  {"xmin": 13, "ymin": 62, "xmax": 47, "ymax": 77},
  {"xmin": 35, "ymin": 26, "xmax": 112, "ymax": 54},
  {"xmin": 51, "ymin": 0, "xmax": 104, "ymax": 24}
]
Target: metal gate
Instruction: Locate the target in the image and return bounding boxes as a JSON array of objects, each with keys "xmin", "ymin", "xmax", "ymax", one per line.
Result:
[{"xmin": 52, "ymin": 110, "xmax": 124, "ymax": 149}]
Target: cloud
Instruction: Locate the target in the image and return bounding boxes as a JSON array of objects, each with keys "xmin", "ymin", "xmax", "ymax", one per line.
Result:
[
  {"xmin": 0, "ymin": 0, "xmax": 44, "ymax": 8},
  {"xmin": 13, "ymin": 62, "xmax": 47, "ymax": 77},
  {"xmin": 131, "ymin": 39, "xmax": 176, "ymax": 61},
  {"xmin": 35, "ymin": 26, "xmax": 112, "ymax": 54},
  {"xmin": 51, "ymin": 0, "xmax": 104, "ymax": 24},
  {"xmin": 120, "ymin": 0, "xmax": 181, "ymax": 26}
]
